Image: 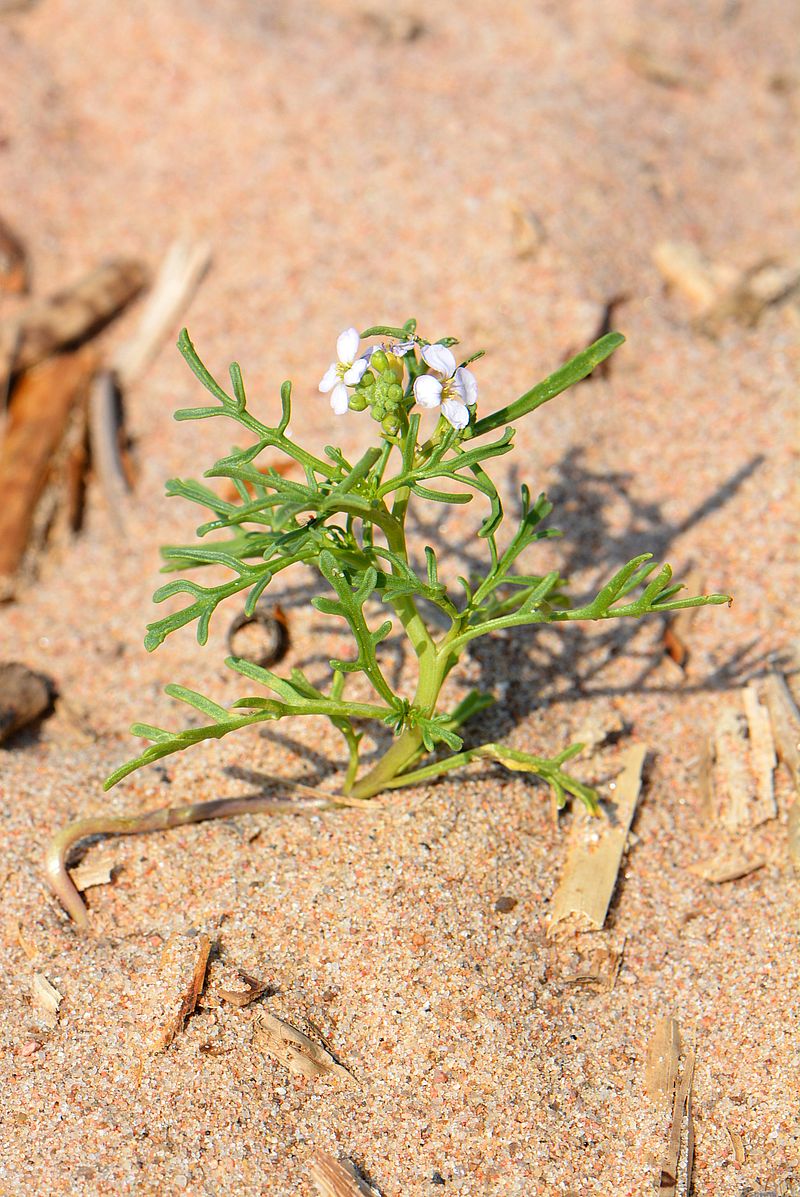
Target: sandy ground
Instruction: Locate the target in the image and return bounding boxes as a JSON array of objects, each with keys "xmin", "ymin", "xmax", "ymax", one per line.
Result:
[{"xmin": 1, "ymin": 1, "xmax": 799, "ymax": 1194}]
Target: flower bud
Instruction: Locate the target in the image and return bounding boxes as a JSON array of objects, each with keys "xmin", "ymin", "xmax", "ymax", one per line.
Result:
[
  {"xmin": 381, "ymin": 413, "xmax": 400, "ymax": 435},
  {"xmin": 371, "ymin": 350, "xmax": 389, "ymax": 373},
  {"xmin": 349, "ymin": 392, "xmax": 368, "ymax": 411}
]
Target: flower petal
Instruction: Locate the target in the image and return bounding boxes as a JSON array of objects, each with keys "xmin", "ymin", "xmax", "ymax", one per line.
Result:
[
  {"xmin": 330, "ymin": 382, "xmax": 350, "ymax": 415},
  {"xmin": 343, "ymin": 358, "xmax": 369, "ymax": 385},
  {"xmin": 391, "ymin": 340, "xmax": 416, "ymax": 356},
  {"xmin": 413, "ymin": 374, "xmax": 443, "ymax": 408},
  {"xmin": 336, "ymin": 327, "xmax": 360, "ymax": 365},
  {"xmin": 421, "ymin": 343, "xmax": 456, "ymax": 377},
  {"xmin": 441, "ymin": 398, "xmax": 470, "ymax": 430},
  {"xmin": 319, "ymin": 363, "xmax": 338, "ymax": 393},
  {"xmin": 454, "ymin": 366, "xmax": 478, "ymax": 405}
]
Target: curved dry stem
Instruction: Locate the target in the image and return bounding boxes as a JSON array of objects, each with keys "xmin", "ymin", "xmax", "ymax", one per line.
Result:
[{"xmin": 45, "ymin": 792, "xmax": 337, "ymax": 931}]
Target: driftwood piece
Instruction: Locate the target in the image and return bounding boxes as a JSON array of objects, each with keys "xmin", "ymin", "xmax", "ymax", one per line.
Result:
[
  {"xmin": 0, "ymin": 215, "xmax": 28, "ymax": 294},
  {"xmin": 711, "ymin": 692, "xmax": 777, "ymax": 830},
  {"xmin": 0, "ymin": 348, "xmax": 96, "ymax": 597},
  {"xmin": 145, "ymin": 932, "xmax": 211, "ymax": 1053},
  {"xmin": 309, "ymin": 1153, "xmax": 379, "ymax": 1197},
  {"xmin": 253, "ymin": 1011, "xmax": 355, "ymax": 1085},
  {"xmin": 0, "ymin": 662, "xmax": 54, "ymax": 742},
  {"xmin": 548, "ymin": 744, "xmax": 646, "ymax": 935},
  {"xmin": 112, "ymin": 238, "xmax": 211, "ymax": 388},
  {"xmin": 1, "ymin": 259, "xmax": 147, "ymax": 378}
]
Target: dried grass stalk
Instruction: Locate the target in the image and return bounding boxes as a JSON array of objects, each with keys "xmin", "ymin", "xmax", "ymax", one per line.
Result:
[{"xmin": 548, "ymin": 744, "xmax": 646, "ymax": 934}]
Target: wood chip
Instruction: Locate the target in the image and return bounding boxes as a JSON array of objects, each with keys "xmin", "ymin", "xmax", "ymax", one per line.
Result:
[
  {"xmin": 0, "ymin": 348, "xmax": 97, "ymax": 597},
  {"xmin": 31, "ymin": 972, "xmax": 62, "ymax": 1029},
  {"xmin": 0, "ymin": 259, "xmax": 147, "ymax": 377},
  {"xmin": 0, "ymin": 214, "xmax": 28, "ymax": 294},
  {"xmin": 653, "ymin": 241, "xmax": 738, "ymax": 314},
  {"xmin": 687, "ymin": 845, "xmax": 765, "ymax": 884},
  {"xmin": 68, "ymin": 852, "xmax": 116, "ymax": 893},
  {"xmin": 200, "ymin": 958, "xmax": 269, "ymax": 1009},
  {"xmin": 764, "ymin": 672, "xmax": 800, "ymax": 789},
  {"xmin": 144, "ymin": 932, "xmax": 211, "ymax": 1053},
  {"xmin": 548, "ymin": 744, "xmax": 646, "ymax": 935},
  {"xmin": 112, "ymin": 238, "xmax": 211, "ymax": 388},
  {"xmin": 743, "ymin": 684, "xmax": 777, "ymax": 821},
  {"xmin": 252, "ymin": 1011, "xmax": 355, "ymax": 1085},
  {"xmin": 645, "ymin": 1016, "xmax": 682, "ymax": 1104},
  {"xmin": 0, "ymin": 662, "xmax": 53, "ymax": 742},
  {"xmin": 309, "ymin": 1153, "xmax": 379, "ymax": 1197}
]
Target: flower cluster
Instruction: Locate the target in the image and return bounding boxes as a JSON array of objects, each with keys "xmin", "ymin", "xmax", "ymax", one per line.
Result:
[{"xmin": 319, "ymin": 326, "xmax": 478, "ymax": 432}]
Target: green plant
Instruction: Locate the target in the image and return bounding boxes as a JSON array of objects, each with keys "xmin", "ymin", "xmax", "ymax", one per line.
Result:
[{"xmin": 47, "ymin": 320, "xmax": 729, "ymax": 926}]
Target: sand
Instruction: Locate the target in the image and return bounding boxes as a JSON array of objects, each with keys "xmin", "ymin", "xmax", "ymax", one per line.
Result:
[{"xmin": 0, "ymin": 1, "xmax": 798, "ymax": 1193}]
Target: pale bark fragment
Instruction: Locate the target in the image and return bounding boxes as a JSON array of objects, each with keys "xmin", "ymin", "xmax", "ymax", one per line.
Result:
[
  {"xmin": 145, "ymin": 932, "xmax": 211, "ymax": 1053},
  {"xmin": 712, "ymin": 706, "xmax": 753, "ymax": 831},
  {"xmin": 764, "ymin": 672, "xmax": 800, "ymax": 789},
  {"xmin": 743, "ymin": 684, "xmax": 777, "ymax": 823},
  {"xmin": 253, "ymin": 1011, "xmax": 355, "ymax": 1085},
  {"xmin": 548, "ymin": 744, "xmax": 646, "ymax": 935},
  {"xmin": 31, "ymin": 972, "xmax": 62, "ymax": 1029},
  {"xmin": 645, "ymin": 1016, "xmax": 682, "ymax": 1103}
]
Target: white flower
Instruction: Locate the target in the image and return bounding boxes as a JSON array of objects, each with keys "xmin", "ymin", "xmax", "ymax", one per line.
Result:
[
  {"xmin": 412, "ymin": 344, "xmax": 478, "ymax": 430},
  {"xmin": 319, "ymin": 327, "xmax": 369, "ymax": 415}
]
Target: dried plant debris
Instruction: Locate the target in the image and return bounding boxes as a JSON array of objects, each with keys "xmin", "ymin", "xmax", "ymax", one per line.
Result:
[
  {"xmin": 0, "ymin": 348, "xmax": 97, "ymax": 597},
  {"xmin": 509, "ymin": 202, "xmax": 546, "ymax": 260},
  {"xmin": 787, "ymin": 802, "xmax": 800, "ymax": 877},
  {"xmin": 647, "ymin": 1018, "xmax": 695, "ymax": 1196},
  {"xmin": 0, "ymin": 259, "xmax": 147, "ymax": 378},
  {"xmin": 623, "ymin": 41, "xmax": 700, "ymax": 90},
  {"xmin": 764, "ymin": 671, "xmax": 800, "ymax": 789},
  {"xmin": 31, "ymin": 972, "xmax": 62, "ymax": 1029},
  {"xmin": 653, "ymin": 241, "xmax": 800, "ymax": 333},
  {"xmin": 144, "ymin": 932, "xmax": 211, "ymax": 1053},
  {"xmin": 0, "ymin": 215, "xmax": 28, "ymax": 294},
  {"xmin": 252, "ymin": 1011, "xmax": 355, "ymax": 1085},
  {"xmin": 711, "ymin": 689, "xmax": 777, "ymax": 830},
  {"xmin": 68, "ymin": 851, "xmax": 117, "ymax": 893},
  {"xmin": 200, "ymin": 958, "xmax": 269, "ymax": 1009},
  {"xmin": 0, "ymin": 662, "xmax": 54, "ymax": 742},
  {"xmin": 687, "ymin": 844, "xmax": 765, "ymax": 884},
  {"xmin": 548, "ymin": 744, "xmax": 646, "ymax": 935},
  {"xmin": 309, "ymin": 1152, "xmax": 380, "ymax": 1197},
  {"xmin": 726, "ymin": 1126, "xmax": 746, "ymax": 1165},
  {"xmin": 645, "ymin": 1016, "xmax": 682, "ymax": 1104},
  {"xmin": 112, "ymin": 238, "xmax": 211, "ymax": 389},
  {"xmin": 556, "ymin": 936, "xmax": 626, "ymax": 991},
  {"xmin": 226, "ymin": 602, "xmax": 290, "ymax": 668}
]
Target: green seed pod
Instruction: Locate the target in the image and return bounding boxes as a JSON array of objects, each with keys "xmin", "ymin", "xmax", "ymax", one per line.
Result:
[
  {"xmin": 370, "ymin": 350, "xmax": 389, "ymax": 373},
  {"xmin": 349, "ymin": 392, "xmax": 368, "ymax": 411},
  {"xmin": 381, "ymin": 413, "xmax": 400, "ymax": 435}
]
